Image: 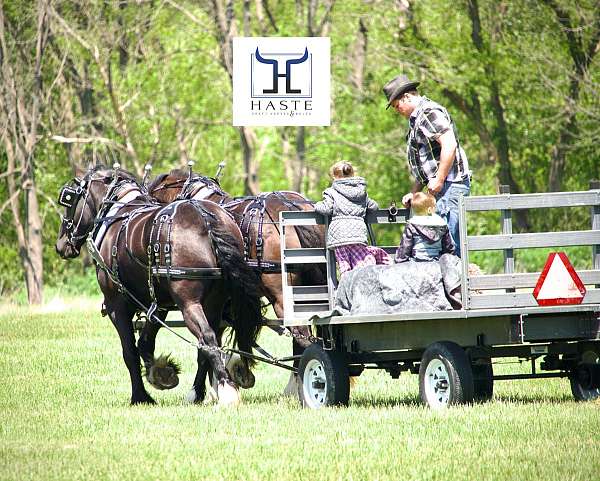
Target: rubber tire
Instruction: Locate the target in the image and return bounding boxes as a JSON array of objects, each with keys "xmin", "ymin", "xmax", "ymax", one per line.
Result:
[
  {"xmin": 570, "ymin": 350, "xmax": 600, "ymax": 401},
  {"xmin": 298, "ymin": 344, "xmax": 350, "ymax": 408},
  {"xmin": 472, "ymin": 362, "xmax": 494, "ymax": 402},
  {"xmin": 419, "ymin": 341, "xmax": 474, "ymax": 408}
]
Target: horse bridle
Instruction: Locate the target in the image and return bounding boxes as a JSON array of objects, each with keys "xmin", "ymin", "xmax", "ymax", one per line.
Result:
[
  {"xmin": 58, "ymin": 172, "xmax": 137, "ymax": 250},
  {"xmin": 58, "ymin": 176, "xmax": 94, "ymax": 249}
]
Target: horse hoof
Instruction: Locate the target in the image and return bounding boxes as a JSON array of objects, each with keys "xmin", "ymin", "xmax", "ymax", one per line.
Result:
[
  {"xmin": 227, "ymin": 353, "xmax": 255, "ymax": 389},
  {"xmin": 131, "ymin": 394, "xmax": 156, "ymax": 405},
  {"xmin": 185, "ymin": 388, "xmax": 197, "ymax": 404},
  {"xmin": 217, "ymin": 381, "xmax": 240, "ymax": 407},
  {"xmin": 147, "ymin": 355, "xmax": 180, "ymax": 390}
]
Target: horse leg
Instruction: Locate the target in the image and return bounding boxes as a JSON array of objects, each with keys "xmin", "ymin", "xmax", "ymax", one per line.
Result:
[
  {"xmin": 105, "ymin": 297, "xmax": 155, "ymax": 405},
  {"xmin": 185, "ymin": 350, "xmax": 212, "ymax": 404},
  {"xmin": 179, "ymin": 301, "xmax": 240, "ymax": 406},
  {"xmin": 137, "ymin": 312, "xmax": 180, "ymax": 390}
]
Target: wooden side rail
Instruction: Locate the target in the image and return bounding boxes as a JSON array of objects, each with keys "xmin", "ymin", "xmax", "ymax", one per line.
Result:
[
  {"xmin": 464, "ymin": 190, "xmax": 600, "ymax": 211},
  {"xmin": 470, "ymin": 270, "xmax": 600, "ymax": 290},
  {"xmin": 280, "ymin": 209, "xmax": 409, "ymax": 320},
  {"xmin": 461, "ymin": 183, "xmax": 600, "ymax": 310},
  {"xmin": 467, "ymin": 230, "xmax": 600, "ymax": 251}
]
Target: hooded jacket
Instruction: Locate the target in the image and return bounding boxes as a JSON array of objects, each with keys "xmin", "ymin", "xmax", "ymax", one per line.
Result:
[
  {"xmin": 395, "ymin": 213, "xmax": 455, "ymax": 262},
  {"xmin": 314, "ymin": 177, "xmax": 378, "ymax": 249}
]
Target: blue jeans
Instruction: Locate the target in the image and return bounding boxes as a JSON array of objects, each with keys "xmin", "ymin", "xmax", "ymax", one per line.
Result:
[{"xmin": 435, "ymin": 179, "xmax": 470, "ymax": 257}]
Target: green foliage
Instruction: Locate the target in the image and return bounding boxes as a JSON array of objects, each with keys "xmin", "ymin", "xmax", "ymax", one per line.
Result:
[{"xmin": 2, "ymin": 0, "xmax": 600, "ymax": 299}]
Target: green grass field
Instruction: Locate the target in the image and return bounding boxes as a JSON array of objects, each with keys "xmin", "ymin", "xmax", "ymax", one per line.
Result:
[{"xmin": 1, "ymin": 300, "xmax": 599, "ymax": 481}]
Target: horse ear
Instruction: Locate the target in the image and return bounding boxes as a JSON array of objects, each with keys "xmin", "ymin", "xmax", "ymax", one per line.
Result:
[{"xmin": 73, "ymin": 164, "xmax": 86, "ymax": 179}]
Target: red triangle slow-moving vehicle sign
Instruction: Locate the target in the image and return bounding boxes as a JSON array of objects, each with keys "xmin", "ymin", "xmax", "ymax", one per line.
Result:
[{"xmin": 533, "ymin": 252, "xmax": 586, "ymax": 306}]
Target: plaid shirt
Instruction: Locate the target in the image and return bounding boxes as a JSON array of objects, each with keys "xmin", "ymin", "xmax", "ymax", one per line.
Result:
[{"xmin": 406, "ymin": 97, "xmax": 470, "ymax": 185}]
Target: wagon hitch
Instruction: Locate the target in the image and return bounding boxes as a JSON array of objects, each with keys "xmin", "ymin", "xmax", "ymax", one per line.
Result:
[{"xmin": 228, "ymin": 348, "xmax": 298, "ymax": 373}]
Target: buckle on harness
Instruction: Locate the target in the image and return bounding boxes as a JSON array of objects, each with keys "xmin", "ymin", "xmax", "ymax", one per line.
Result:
[{"xmin": 388, "ymin": 201, "xmax": 398, "ymax": 223}]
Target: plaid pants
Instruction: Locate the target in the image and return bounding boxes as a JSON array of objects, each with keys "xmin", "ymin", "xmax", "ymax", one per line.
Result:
[{"xmin": 334, "ymin": 244, "xmax": 392, "ymax": 274}]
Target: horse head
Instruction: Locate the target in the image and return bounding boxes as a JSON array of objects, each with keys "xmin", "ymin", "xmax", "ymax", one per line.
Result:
[{"xmin": 55, "ymin": 165, "xmax": 141, "ymax": 259}]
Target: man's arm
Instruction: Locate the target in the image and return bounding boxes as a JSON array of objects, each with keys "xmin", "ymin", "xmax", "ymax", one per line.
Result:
[{"xmin": 427, "ymin": 129, "xmax": 457, "ymax": 194}]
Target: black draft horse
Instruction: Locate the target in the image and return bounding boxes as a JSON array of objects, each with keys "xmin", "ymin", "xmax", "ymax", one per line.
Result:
[
  {"xmin": 55, "ymin": 165, "xmax": 263, "ymax": 406},
  {"xmin": 148, "ymin": 169, "xmax": 327, "ymax": 394}
]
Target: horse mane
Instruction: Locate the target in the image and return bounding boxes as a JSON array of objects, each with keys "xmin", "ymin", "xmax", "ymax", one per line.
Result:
[
  {"xmin": 87, "ymin": 164, "xmax": 139, "ymax": 184},
  {"xmin": 147, "ymin": 172, "xmax": 170, "ymax": 192},
  {"xmin": 147, "ymin": 168, "xmax": 207, "ymax": 192}
]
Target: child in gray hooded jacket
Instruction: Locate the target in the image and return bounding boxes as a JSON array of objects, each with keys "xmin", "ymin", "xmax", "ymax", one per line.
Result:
[
  {"xmin": 315, "ymin": 161, "xmax": 391, "ymax": 274},
  {"xmin": 395, "ymin": 191, "xmax": 455, "ymax": 262}
]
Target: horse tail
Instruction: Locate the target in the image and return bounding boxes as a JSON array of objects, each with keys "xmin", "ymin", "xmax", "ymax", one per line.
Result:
[{"xmin": 203, "ymin": 209, "xmax": 263, "ymax": 366}]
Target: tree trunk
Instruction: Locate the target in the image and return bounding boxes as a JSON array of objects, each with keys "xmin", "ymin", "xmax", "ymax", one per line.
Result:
[
  {"xmin": 0, "ymin": 1, "xmax": 49, "ymax": 304},
  {"xmin": 3, "ymin": 139, "xmax": 44, "ymax": 305},
  {"xmin": 293, "ymin": 126, "xmax": 306, "ymax": 192},
  {"xmin": 281, "ymin": 129, "xmax": 293, "ymax": 187},
  {"xmin": 240, "ymin": 126, "xmax": 260, "ymax": 195},
  {"xmin": 208, "ymin": 0, "xmax": 260, "ymax": 195},
  {"xmin": 542, "ymin": 0, "xmax": 600, "ymax": 191},
  {"xmin": 350, "ymin": 18, "xmax": 368, "ymax": 94}
]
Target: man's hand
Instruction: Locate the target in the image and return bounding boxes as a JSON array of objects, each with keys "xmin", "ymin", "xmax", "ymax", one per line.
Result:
[
  {"xmin": 427, "ymin": 176, "xmax": 444, "ymax": 195},
  {"xmin": 402, "ymin": 192, "xmax": 413, "ymax": 207}
]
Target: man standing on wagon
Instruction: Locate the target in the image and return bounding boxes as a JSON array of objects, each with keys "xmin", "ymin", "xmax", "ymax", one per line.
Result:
[{"xmin": 384, "ymin": 74, "xmax": 472, "ymax": 257}]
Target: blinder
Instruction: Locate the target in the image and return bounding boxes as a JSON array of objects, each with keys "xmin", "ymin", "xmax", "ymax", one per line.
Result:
[
  {"xmin": 58, "ymin": 179, "xmax": 89, "ymax": 245},
  {"xmin": 58, "ymin": 185, "xmax": 80, "ymax": 209},
  {"xmin": 59, "ymin": 178, "xmax": 86, "ymax": 209}
]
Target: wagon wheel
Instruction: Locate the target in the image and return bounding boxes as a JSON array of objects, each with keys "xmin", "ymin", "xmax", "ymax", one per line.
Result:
[
  {"xmin": 472, "ymin": 361, "xmax": 494, "ymax": 402},
  {"xmin": 569, "ymin": 349, "xmax": 600, "ymax": 401},
  {"xmin": 298, "ymin": 344, "xmax": 350, "ymax": 409},
  {"xmin": 419, "ymin": 341, "xmax": 474, "ymax": 409}
]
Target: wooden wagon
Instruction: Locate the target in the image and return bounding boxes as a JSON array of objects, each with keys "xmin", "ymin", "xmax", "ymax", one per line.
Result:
[{"xmin": 278, "ymin": 186, "xmax": 600, "ymax": 408}]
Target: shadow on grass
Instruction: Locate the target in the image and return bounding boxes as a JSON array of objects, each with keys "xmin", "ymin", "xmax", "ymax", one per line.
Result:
[
  {"xmin": 350, "ymin": 394, "xmax": 421, "ymax": 408},
  {"xmin": 492, "ymin": 393, "xmax": 574, "ymax": 404},
  {"xmin": 244, "ymin": 391, "xmax": 289, "ymax": 404}
]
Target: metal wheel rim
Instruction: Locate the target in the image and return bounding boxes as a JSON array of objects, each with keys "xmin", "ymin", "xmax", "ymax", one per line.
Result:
[
  {"xmin": 303, "ymin": 359, "xmax": 327, "ymax": 408},
  {"xmin": 425, "ymin": 358, "xmax": 450, "ymax": 408},
  {"xmin": 576, "ymin": 351, "xmax": 600, "ymax": 400}
]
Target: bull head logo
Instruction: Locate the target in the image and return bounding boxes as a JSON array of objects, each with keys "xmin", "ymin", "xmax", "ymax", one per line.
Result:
[{"xmin": 255, "ymin": 47, "xmax": 309, "ymax": 94}]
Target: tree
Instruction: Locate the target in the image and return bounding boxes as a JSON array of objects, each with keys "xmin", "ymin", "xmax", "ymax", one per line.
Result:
[
  {"xmin": 0, "ymin": 0, "xmax": 51, "ymax": 304},
  {"xmin": 540, "ymin": 0, "xmax": 600, "ymax": 191}
]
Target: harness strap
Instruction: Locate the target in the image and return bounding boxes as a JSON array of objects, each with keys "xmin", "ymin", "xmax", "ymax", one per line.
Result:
[
  {"xmin": 245, "ymin": 259, "xmax": 279, "ymax": 271},
  {"xmin": 152, "ymin": 266, "xmax": 222, "ymax": 278}
]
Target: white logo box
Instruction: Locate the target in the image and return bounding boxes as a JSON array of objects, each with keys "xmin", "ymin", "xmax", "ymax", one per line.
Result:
[{"xmin": 233, "ymin": 37, "xmax": 330, "ymax": 127}]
